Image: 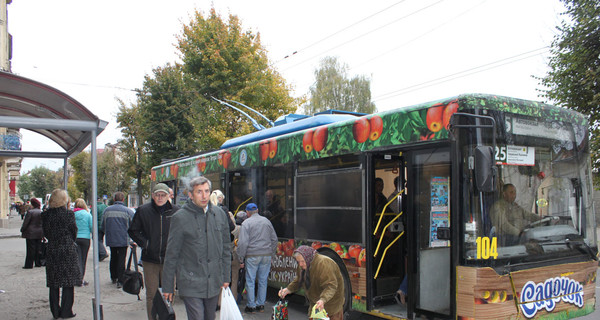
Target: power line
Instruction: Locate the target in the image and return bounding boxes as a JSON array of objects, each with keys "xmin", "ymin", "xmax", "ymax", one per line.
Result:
[
  {"xmin": 372, "ymin": 46, "xmax": 550, "ymax": 102},
  {"xmin": 280, "ymin": 0, "xmax": 445, "ymax": 71},
  {"xmin": 273, "ymin": 0, "xmax": 409, "ymax": 64}
]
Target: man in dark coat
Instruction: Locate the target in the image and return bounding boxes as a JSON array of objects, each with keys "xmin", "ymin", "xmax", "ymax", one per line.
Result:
[
  {"xmin": 129, "ymin": 183, "xmax": 179, "ymax": 320},
  {"xmin": 42, "ymin": 189, "xmax": 81, "ymax": 319}
]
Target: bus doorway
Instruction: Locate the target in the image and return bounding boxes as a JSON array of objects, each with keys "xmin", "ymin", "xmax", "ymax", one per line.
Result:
[{"xmin": 370, "ymin": 153, "xmax": 407, "ymax": 315}]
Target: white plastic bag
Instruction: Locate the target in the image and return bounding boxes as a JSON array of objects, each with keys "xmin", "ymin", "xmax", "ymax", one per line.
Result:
[{"xmin": 220, "ymin": 287, "xmax": 243, "ymax": 320}]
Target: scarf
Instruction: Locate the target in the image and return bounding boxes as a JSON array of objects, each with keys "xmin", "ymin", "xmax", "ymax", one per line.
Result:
[{"xmin": 294, "ymin": 245, "xmax": 316, "ymax": 289}]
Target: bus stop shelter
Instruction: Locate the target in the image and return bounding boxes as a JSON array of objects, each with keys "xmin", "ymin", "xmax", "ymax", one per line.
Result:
[{"xmin": 0, "ymin": 71, "xmax": 108, "ymax": 319}]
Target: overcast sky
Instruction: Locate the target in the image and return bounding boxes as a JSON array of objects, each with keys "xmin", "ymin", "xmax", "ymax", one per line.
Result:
[{"xmin": 8, "ymin": 0, "xmax": 564, "ymax": 172}]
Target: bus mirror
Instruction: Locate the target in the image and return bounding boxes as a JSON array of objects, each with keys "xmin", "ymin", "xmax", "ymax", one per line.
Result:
[{"xmin": 475, "ymin": 146, "xmax": 497, "ymax": 192}]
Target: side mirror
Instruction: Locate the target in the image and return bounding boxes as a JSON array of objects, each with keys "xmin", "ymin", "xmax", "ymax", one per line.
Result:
[{"xmin": 475, "ymin": 146, "xmax": 497, "ymax": 192}]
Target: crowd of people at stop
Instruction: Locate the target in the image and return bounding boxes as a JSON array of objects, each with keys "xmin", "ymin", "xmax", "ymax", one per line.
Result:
[{"xmin": 19, "ymin": 174, "xmax": 346, "ymax": 320}]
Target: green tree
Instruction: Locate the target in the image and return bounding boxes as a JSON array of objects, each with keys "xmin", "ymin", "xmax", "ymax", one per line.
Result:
[
  {"xmin": 176, "ymin": 8, "xmax": 297, "ymax": 148},
  {"xmin": 116, "ymin": 100, "xmax": 150, "ymax": 203},
  {"xmin": 306, "ymin": 56, "xmax": 376, "ymax": 115},
  {"xmin": 69, "ymin": 152, "xmax": 91, "ymax": 201},
  {"xmin": 18, "ymin": 166, "xmax": 61, "ymax": 200},
  {"xmin": 538, "ymin": 0, "xmax": 600, "ymax": 182}
]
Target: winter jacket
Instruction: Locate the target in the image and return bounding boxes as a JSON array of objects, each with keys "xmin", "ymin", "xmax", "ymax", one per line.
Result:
[
  {"xmin": 162, "ymin": 200, "xmax": 231, "ymax": 299},
  {"xmin": 237, "ymin": 213, "xmax": 278, "ymax": 262},
  {"xmin": 102, "ymin": 201, "xmax": 134, "ymax": 247},
  {"xmin": 42, "ymin": 207, "xmax": 82, "ymax": 288},
  {"xmin": 128, "ymin": 199, "xmax": 179, "ymax": 264},
  {"xmin": 21, "ymin": 208, "xmax": 43, "ymax": 239},
  {"xmin": 287, "ymin": 253, "xmax": 345, "ymax": 316},
  {"xmin": 74, "ymin": 208, "xmax": 93, "ymax": 239}
]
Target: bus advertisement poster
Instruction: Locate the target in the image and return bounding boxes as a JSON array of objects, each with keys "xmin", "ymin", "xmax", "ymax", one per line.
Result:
[{"xmin": 430, "ymin": 176, "xmax": 449, "ymax": 248}]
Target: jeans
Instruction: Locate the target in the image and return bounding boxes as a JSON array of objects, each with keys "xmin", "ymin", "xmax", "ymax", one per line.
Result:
[{"xmin": 244, "ymin": 255, "xmax": 271, "ymax": 308}]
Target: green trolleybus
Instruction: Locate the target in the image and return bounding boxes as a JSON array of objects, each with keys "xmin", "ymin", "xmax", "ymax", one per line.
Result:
[{"xmin": 151, "ymin": 93, "xmax": 598, "ymax": 319}]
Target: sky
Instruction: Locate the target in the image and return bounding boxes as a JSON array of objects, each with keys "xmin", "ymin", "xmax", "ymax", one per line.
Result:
[{"xmin": 7, "ymin": 0, "xmax": 565, "ymax": 173}]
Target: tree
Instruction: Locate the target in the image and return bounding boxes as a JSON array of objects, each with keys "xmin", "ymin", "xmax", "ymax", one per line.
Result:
[
  {"xmin": 69, "ymin": 152, "xmax": 91, "ymax": 201},
  {"xmin": 18, "ymin": 166, "xmax": 61, "ymax": 200},
  {"xmin": 176, "ymin": 8, "xmax": 298, "ymax": 148},
  {"xmin": 538, "ymin": 0, "xmax": 600, "ymax": 182},
  {"xmin": 306, "ymin": 56, "xmax": 376, "ymax": 115}
]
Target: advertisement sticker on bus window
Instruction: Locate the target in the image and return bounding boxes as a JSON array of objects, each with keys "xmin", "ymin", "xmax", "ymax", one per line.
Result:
[
  {"xmin": 495, "ymin": 145, "xmax": 535, "ymax": 166},
  {"xmin": 430, "ymin": 176, "xmax": 449, "ymax": 248}
]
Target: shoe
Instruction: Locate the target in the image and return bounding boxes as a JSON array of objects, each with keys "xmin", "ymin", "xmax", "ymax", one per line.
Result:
[
  {"xmin": 82, "ymin": 281, "xmax": 89, "ymax": 286},
  {"xmin": 99, "ymin": 255, "xmax": 108, "ymax": 262},
  {"xmin": 256, "ymin": 305, "xmax": 264, "ymax": 312},
  {"xmin": 116, "ymin": 282, "xmax": 123, "ymax": 289},
  {"xmin": 22, "ymin": 266, "xmax": 32, "ymax": 269},
  {"xmin": 244, "ymin": 306, "xmax": 255, "ymax": 313},
  {"xmin": 111, "ymin": 279, "xmax": 117, "ymax": 284},
  {"xmin": 61, "ymin": 313, "xmax": 76, "ymax": 319}
]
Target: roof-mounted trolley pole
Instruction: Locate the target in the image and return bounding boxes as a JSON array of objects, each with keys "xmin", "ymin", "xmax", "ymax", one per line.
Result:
[{"xmin": 211, "ymin": 97, "xmax": 266, "ymax": 131}]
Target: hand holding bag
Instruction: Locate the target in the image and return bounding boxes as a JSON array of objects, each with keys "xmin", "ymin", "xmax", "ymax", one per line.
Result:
[
  {"xmin": 310, "ymin": 304, "xmax": 330, "ymax": 320},
  {"xmin": 152, "ymin": 288, "xmax": 176, "ymax": 320},
  {"xmin": 219, "ymin": 287, "xmax": 243, "ymax": 320},
  {"xmin": 121, "ymin": 248, "xmax": 144, "ymax": 300}
]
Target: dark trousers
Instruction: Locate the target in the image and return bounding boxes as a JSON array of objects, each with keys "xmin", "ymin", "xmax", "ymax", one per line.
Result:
[
  {"xmin": 109, "ymin": 246, "xmax": 128, "ymax": 282},
  {"xmin": 75, "ymin": 238, "xmax": 90, "ymax": 280},
  {"xmin": 49, "ymin": 286, "xmax": 75, "ymax": 318},
  {"xmin": 24, "ymin": 238, "xmax": 42, "ymax": 268}
]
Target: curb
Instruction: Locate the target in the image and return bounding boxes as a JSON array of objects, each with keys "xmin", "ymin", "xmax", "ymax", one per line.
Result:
[{"xmin": 0, "ymin": 234, "xmax": 20, "ymax": 239}]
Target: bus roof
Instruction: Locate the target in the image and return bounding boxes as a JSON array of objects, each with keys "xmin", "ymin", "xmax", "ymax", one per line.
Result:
[{"xmin": 151, "ymin": 93, "xmax": 587, "ymax": 182}]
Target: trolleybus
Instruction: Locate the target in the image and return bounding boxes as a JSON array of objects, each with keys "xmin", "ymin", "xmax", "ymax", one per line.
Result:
[{"xmin": 151, "ymin": 93, "xmax": 598, "ymax": 319}]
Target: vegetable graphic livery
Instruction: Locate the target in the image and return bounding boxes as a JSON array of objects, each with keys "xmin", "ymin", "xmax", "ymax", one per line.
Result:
[
  {"xmin": 352, "ymin": 117, "xmax": 371, "ymax": 143},
  {"xmin": 313, "ymin": 127, "xmax": 328, "ymax": 152},
  {"xmin": 259, "ymin": 140, "xmax": 270, "ymax": 161},
  {"xmin": 442, "ymin": 100, "xmax": 459, "ymax": 130},
  {"xmin": 369, "ymin": 116, "xmax": 383, "ymax": 141},
  {"xmin": 303, "ymin": 130, "xmax": 314, "ymax": 153},
  {"xmin": 268, "ymin": 139, "xmax": 278, "ymax": 159},
  {"xmin": 426, "ymin": 103, "xmax": 444, "ymax": 132}
]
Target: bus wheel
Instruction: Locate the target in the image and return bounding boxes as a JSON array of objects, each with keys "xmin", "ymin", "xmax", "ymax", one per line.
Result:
[{"xmin": 317, "ymin": 247, "xmax": 353, "ymax": 316}]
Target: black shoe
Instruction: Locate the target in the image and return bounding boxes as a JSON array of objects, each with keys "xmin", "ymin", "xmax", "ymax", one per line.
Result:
[
  {"xmin": 61, "ymin": 313, "xmax": 76, "ymax": 319},
  {"xmin": 99, "ymin": 255, "xmax": 108, "ymax": 262},
  {"xmin": 22, "ymin": 266, "xmax": 32, "ymax": 269},
  {"xmin": 111, "ymin": 279, "xmax": 117, "ymax": 284},
  {"xmin": 244, "ymin": 306, "xmax": 255, "ymax": 313},
  {"xmin": 116, "ymin": 282, "xmax": 123, "ymax": 289},
  {"xmin": 82, "ymin": 281, "xmax": 89, "ymax": 287},
  {"xmin": 256, "ymin": 305, "xmax": 264, "ymax": 312}
]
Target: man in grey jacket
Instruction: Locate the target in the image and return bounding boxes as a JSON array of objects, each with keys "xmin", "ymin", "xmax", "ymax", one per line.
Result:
[
  {"xmin": 162, "ymin": 176, "xmax": 231, "ymax": 320},
  {"xmin": 237, "ymin": 202, "xmax": 278, "ymax": 313}
]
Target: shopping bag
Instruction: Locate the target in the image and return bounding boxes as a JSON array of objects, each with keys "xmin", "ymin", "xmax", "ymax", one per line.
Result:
[
  {"xmin": 310, "ymin": 304, "xmax": 330, "ymax": 320},
  {"xmin": 152, "ymin": 288, "xmax": 176, "ymax": 320},
  {"xmin": 219, "ymin": 287, "xmax": 242, "ymax": 320},
  {"xmin": 39, "ymin": 239, "xmax": 47, "ymax": 266},
  {"xmin": 271, "ymin": 299, "xmax": 288, "ymax": 320},
  {"xmin": 121, "ymin": 249, "xmax": 144, "ymax": 300}
]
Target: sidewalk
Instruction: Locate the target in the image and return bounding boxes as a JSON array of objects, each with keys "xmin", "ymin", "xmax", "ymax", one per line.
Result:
[{"xmin": 0, "ymin": 212, "xmax": 25, "ymax": 239}]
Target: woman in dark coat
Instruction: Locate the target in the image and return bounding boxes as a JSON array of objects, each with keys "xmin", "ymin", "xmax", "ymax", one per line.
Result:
[
  {"xmin": 20, "ymin": 197, "xmax": 44, "ymax": 268},
  {"xmin": 42, "ymin": 189, "xmax": 81, "ymax": 319}
]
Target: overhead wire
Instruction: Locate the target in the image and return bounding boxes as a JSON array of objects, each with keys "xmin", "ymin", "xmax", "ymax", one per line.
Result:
[{"xmin": 372, "ymin": 46, "xmax": 550, "ymax": 102}]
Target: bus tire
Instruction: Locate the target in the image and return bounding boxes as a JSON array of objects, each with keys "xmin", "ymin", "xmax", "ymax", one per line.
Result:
[{"xmin": 317, "ymin": 247, "xmax": 353, "ymax": 316}]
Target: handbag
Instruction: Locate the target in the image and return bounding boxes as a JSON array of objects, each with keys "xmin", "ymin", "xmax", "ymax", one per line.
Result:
[
  {"xmin": 38, "ymin": 239, "xmax": 47, "ymax": 267},
  {"xmin": 271, "ymin": 299, "xmax": 288, "ymax": 320},
  {"xmin": 121, "ymin": 248, "xmax": 144, "ymax": 299},
  {"xmin": 152, "ymin": 288, "xmax": 176, "ymax": 320},
  {"xmin": 237, "ymin": 267, "xmax": 246, "ymax": 296},
  {"xmin": 219, "ymin": 287, "xmax": 242, "ymax": 320}
]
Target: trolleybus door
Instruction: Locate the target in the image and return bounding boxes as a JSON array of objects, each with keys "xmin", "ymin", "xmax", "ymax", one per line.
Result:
[{"xmin": 410, "ymin": 147, "xmax": 451, "ymax": 318}]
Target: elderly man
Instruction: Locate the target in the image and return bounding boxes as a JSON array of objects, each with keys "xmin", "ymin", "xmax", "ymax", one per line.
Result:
[
  {"xmin": 237, "ymin": 202, "xmax": 278, "ymax": 313},
  {"xmin": 128, "ymin": 183, "xmax": 179, "ymax": 320},
  {"xmin": 162, "ymin": 176, "xmax": 231, "ymax": 320}
]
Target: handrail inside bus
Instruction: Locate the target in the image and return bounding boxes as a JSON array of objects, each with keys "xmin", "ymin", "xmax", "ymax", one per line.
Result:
[
  {"xmin": 373, "ymin": 191, "xmax": 403, "ymax": 236},
  {"xmin": 374, "ymin": 211, "xmax": 403, "ymax": 258},
  {"xmin": 374, "ymin": 231, "xmax": 404, "ymax": 279},
  {"xmin": 235, "ymin": 196, "xmax": 253, "ymax": 214}
]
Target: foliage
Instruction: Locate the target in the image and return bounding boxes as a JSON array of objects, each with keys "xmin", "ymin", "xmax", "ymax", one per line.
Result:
[
  {"xmin": 305, "ymin": 56, "xmax": 376, "ymax": 115},
  {"xmin": 538, "ymin": 0, "xmax": 600, "ymax": 183},
  {"xmin": 18, "ymin": 166, "xmax": 61, "ymax": 200},
  {"xmin": 176, "ymin": 8, "xmax": 297, "ymax": 148},
  {"xmin": 69, "ymin": 152, "xmax": 91, "ymax": 201}
]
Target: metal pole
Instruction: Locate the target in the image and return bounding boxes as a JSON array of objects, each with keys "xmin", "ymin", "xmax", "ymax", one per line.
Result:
[
  {"xmin": 91, "ymin": 130, "xmax": 102, "ymax": 320},
  {"xmin": 63, "ymin": 158, "xmax": 68, "ymax": 190}
]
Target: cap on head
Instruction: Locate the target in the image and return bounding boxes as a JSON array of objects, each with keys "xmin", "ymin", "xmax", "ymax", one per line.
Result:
[
  {"xmin": 246, "ymin": 203, "xmax": 258, "ymax": 211},
  {"xmin": 153, "ymin": 183, "xmax": 169, "ymax": 194}
]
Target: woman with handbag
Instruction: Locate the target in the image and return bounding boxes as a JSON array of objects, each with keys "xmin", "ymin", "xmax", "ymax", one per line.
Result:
[
  {"xmin": 42, "ymin": 189, "xmax": 81, "ymax": 319},
  {"xmin": 20, "ymin": 197, "xmax": 43, "ymax": 269},
  {"xmin": 74, "ymin": 198, "xmax": 93, "ymax": 287}
]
